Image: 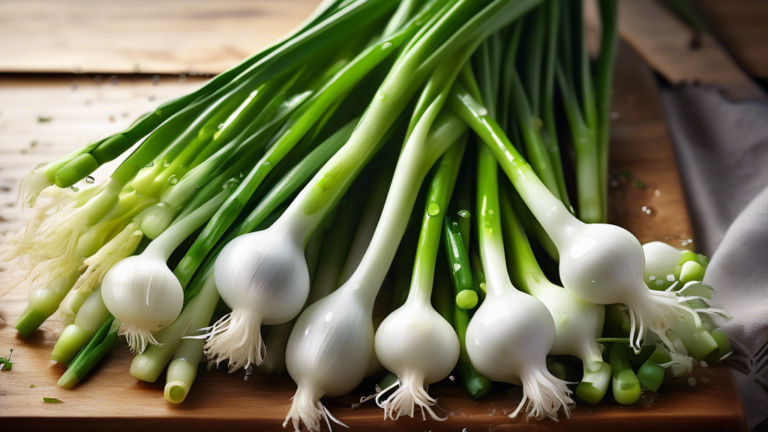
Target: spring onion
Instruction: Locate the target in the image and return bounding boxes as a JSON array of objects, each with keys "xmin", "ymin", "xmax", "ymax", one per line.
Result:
[
  {"xmin": 374, "ymin": 138, "xmax": 465, "ymax": 421},
  {"xmin": 465, "ymin": 144, "xmax": 573, "ymax": 420}
]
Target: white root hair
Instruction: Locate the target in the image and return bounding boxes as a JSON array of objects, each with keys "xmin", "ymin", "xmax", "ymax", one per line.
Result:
[
  {"xmin": 283, "ymin": 386, "xmax": 348, "ymax": 432},
  {"xmin": 120, "ymin": 324, "xmax": 163, "ymax": 353},
  {"xmin": 375, "ymin": 375, "xmax": 446, "ymax": 421},
  {"xmin": 510, "ymin": 367, "xmax": 574, "ymax": 421},
  {"xmin": 203, "ymin": 310, "xmax": 266, "ymax": 372}
]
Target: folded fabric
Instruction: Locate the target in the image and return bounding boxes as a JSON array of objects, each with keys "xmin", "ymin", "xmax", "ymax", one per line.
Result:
[
  {"xmin": 662, "ymin": 86, "xmax": 768, "ymax": 430},
  {"xmin": 661, "ymin": 86, "xmax": 768, "ymax": 257}
]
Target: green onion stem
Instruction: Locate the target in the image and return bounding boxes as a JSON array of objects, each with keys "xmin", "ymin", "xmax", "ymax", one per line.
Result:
[
  {"xmin": 162, "ymin": 275, "xmax": 221, "ymax": 401},
  {"xmin": 407, "ymin": 135, "xmax": 466, "ymax": 305},
  {"xmin": 443, "ymin": 216, "xmax": 477, "ymax": 309},
  {"xmin": 338, "ymin": 152, "xmax": 398, "ymax": 284},
  {"xmin": 15, "ymin": 263, "xmax": 81, "ymax": 337},
  {"xmin": 58, "ymin": 317, "xmax": 120, "ymax": 389},
  {"xmin": 50, "ymin": 287, "xmax": 110, "ymax": 365},
  {"xmin": 171, "ymin": 17, "xmax": 419, "ymax": 285},
  {"xmin": 440, "ymin": 213, "xmax": 492, "ymax": 399},
  {"xmin": 52, "ymin": 0, "xmax": 395, "ymax": 188},
  {"xmin": 610, "ymin": 343, "xmax": 641, "ymax": 405},
  {"xmin": 595, "ymin": 0, "xmax": 619, "ymax": 222},
  {"xmin": 308, "ymin": 183, "xmax": 369, "ymax": 304},
  {"xmin": 540, "ymin": 0, "xmax": 571, "ymax": 211},
  {"xmin": 179, "ymin": 118, "xmax": 358, "ymax": 293}
]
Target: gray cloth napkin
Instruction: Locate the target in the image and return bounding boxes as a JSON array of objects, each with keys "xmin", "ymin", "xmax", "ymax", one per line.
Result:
[{"xmin": 661, "ymin": 86, "xmax": 768, "ymax": 430}]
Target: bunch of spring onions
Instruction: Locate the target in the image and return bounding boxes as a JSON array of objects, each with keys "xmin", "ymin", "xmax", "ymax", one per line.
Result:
[{"xmin": 4, "ymin": 0, "xmax": 733, "ymax": 429}]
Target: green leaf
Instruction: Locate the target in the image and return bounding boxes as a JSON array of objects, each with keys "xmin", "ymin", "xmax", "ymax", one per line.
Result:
[{"xmin": 43, "ymin": 397, "xmax": 64, "ymax": 404}]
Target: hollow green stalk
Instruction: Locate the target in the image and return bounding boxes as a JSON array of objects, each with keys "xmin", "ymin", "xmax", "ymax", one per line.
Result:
[
  {"xmin": 610, "ymin": 343, "xmax": 641, "ymax": 405},
  {"xmin": 51, "ymin": 287, "xmax": 111, "ymax": 365},
  {"xmin": 443, "ymin": 216, "xmax": 477, "ymax": 309},
  {"xmin": 51, "ymin": 0, "xmax": 394, "ymax": 188},
  {"xmin": 58, "ymin": 316, "xmax": 120, "ymax": 388},
  {"xmin": 171, "ymin": 13, "xmax": 424, "ymax": 285},
  {"xmin": 595, "ymin": 0, "xmax": 619, "ymax": 222},
  {"xmin": 15, "ymin": 262, "xmax": 80, "ymax": 336},
  {"xmin": 441, "ymin": 216, "xmax": 492, "ymax": 398},
  {"xmin": 540, "ymin": 0, "xmax": 571, "ymax": 210}
]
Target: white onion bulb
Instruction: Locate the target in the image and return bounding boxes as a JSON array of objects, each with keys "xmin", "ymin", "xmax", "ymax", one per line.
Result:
[
  {"xmin": 209, "ymin": 225, "xmax": 309, "ymax": 371},
  {"xmin": 467, "ymin": 289, "xmax": 573, "ymax": 420},
  {"xmin": 101, "ymin": 252, "xmax": 183, "ymax": 353},
  {"xmin": 284, "ymin": 284, "xmax": 373, "ymax": 432},
  {"xmin": 374, "ymin": 296, "xmax": 459, "ymax": 420}
]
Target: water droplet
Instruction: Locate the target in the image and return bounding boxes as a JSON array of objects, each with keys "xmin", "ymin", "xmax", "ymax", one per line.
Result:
[
  {"xmin": 655, "ymin": 280, "xmax": 663, "ymax": 286},
  {"xmin": 488, "ymin": 210, "xmax": 494, "ymax": 215},
  {"xmin": 381, "ymin": 42, "xmax": 392, "ymax": 50},
  {"xmin": 688, "ymin": 377, "xmax": 697, "ymax": 386},
  {"xmin": 163, "ymin": 160, "xmax": 170, "ymax": 167},
  {"xmin": 377, "ymin": 91, "xmax": 388, "ymax": 102},
  {"xmin": 666, "ymin": 274, "xmax": 675, "ymax": 282},
  {"xmin": 151, "ymin": 75, "xmax": 160, "ymax": 84},
  {"xmin": 700, "ymin": 377, "xmax": 709, "ymax": 383},
  {"xmin": 179, "ymin": 74, "xmax": 186, "ymax": 83},
  {"xmin": 655, "ymin": 189, "xmax": 661, "ymax": 196},
  {"xmin": 700, "ymin": 361, "xmax": 708, "ymax": 368},
  {"xmin": 85, "ymin": 175, "xmax": 95, "ymax": 184},
  {"xmin": 136, "ymin": 192, "xmax": 143, "ymax": 198},
  {"xmin": 641, "ymin": 205, "xmax": 654, "ymax": 215},
  {"xmin": 70, "ymin": 186, "xmax": 79, "ymax": 193},
  {"xmin": 110, "ymin": 75, "xmax": 119, "ymax": 86},
  {"xmin": 217, "ymin": 123, "xmax": 224, "ymax": 130},
  {"xmin": 352, "ymin": 283, "xmax": 361, "ymax": 291},
  {"xmin": 453, "ymin": 263, "xmax": 461, "ymax": 272},
  {"xmin": 448, "ymin": 375, "xmax": 455, "ymax": 381},
  {"xmin": 512, "ymin": 158, "xmax": 525, "ymax": 167},
  {"xmin": 93, "ymin": 75, "xmax": 104, "ymax": 84},
  {"xmin": 427, "ymin": 202, "xmax": 440, "ymax": 216},
  {"xmin": 168, "ymin": 175, "xmax": 178, "ymax": 185},
  {"xmin": 649, "ymin": 275, "xmax": 656, "ymax": 281},
  {"xmin": 487, "ymin": 408, "xmax": 496, "ymax": 417},
  {"xmin": 262, "ymin": 161, "xmax": 271, "ymax": 167}
]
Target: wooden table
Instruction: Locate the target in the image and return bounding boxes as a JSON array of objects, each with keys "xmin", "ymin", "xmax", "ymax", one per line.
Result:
[{"xmin": 0, "ymin": 1, "xmax": 751, "ymax": 431}]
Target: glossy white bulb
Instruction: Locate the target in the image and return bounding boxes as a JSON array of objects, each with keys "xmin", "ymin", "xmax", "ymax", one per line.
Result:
[
  {"xmin": 101, "ymin": 254, "xmax": 183, "ymax": 353},
  {"xmin": 284, "ymin": 284, "xmax": 373, "ymax": 432},
  {"xmin": 208, "ymin": 227, "xmax": 309, "ymax": 372},
  {"xmin": 466, "ymin": 290, "xmax": 572, "ymax": 420},
  {"xmin": 374, "ymin": 298, "xmax": 459, "ymax": 420}
]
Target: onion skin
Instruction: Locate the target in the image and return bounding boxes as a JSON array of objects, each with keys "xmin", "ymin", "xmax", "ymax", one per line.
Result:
[
  {"xmin": 208, "ymin": 227, "xmax": 309, "ymax": 371},
  {"xmin": 101, "ymin": 254, "xmax": 183, "ymax": 353}
]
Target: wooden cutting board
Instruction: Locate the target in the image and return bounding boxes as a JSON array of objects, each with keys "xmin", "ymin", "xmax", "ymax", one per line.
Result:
[
  {"xmin": 0, "ymin": 0, "xmax": 324, "ymax": 75},
  {"xmin": 0, "ymin": 16, "xmax": 747, "ymax": 432}
]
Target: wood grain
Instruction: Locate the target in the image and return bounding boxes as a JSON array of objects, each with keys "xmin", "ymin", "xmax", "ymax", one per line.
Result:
[
  {"xmin": 694, "ymin": 0, "xmax": 768, "ymax": 79},
  {"xmin": 0, "ymin": 0, "xmax": 323, "ymax": 75},
  {"xmin": 0, "ymin": 47, "xmax": 746, "ymax": 432},
  {"xmin": 605, "ymin": 0, "xmax": 765, "ymax": 101}
]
